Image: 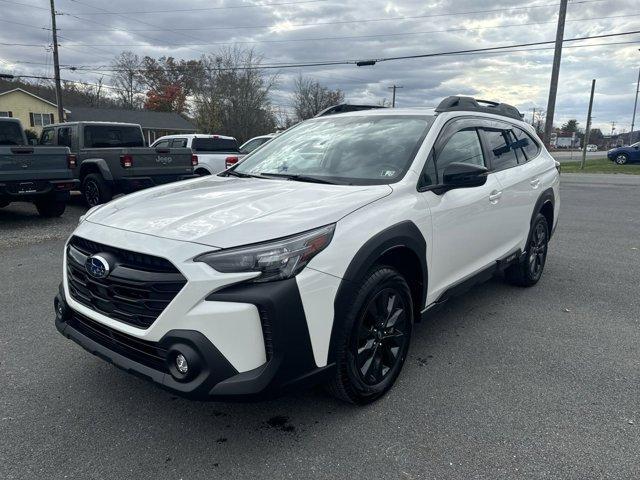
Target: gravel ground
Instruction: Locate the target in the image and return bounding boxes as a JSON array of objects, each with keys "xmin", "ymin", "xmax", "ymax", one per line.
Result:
[{"xmin": 1, "ymin": 175, "xmax": 639, "ymax": 480}]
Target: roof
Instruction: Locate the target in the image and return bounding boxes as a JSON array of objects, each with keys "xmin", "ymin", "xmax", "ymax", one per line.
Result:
[
  {"xmin": 155, "ymin": 133, "xmax": 236, "ymax": 140},
  {"xmin": 0, "ymin": 88, "xmax": 70, "ymax": 113},
  {"xmin": 66, "ymin": 107, "xmax": 195, "ymax": 131}
]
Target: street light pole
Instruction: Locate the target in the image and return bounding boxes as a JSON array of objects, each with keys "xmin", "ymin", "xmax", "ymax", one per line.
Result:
[{"xmin": 543, "ymin": 0, "xmax": 568, "ymax": 147}]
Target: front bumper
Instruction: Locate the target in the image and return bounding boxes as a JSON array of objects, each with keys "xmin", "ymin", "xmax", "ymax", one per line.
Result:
[{"xmin": 55, "ymin": 276, "xmax": 335, "ymax": 401}]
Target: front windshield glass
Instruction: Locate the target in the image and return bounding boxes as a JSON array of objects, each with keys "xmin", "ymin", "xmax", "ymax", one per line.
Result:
[{"xmin": 233, "ymin": 115, "xmax": 433, "ymax": 185}]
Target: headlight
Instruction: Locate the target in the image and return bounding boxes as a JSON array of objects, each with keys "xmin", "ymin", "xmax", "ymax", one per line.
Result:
[{"xmin": 194, "ymin": 224, "xmax": 335, "ymax": 283}]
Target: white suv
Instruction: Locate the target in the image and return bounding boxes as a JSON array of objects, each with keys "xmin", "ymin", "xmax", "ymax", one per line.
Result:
[{"xmin": 55, "ymin": 96, "xmax": 560, "ymax": 405}]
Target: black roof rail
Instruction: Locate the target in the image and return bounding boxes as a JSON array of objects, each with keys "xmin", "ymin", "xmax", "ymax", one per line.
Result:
[
  {"xmin": 315, "ymin": 103, "xmax": 386, "ymax": 117},
  {"xmin": 435, "ymin": 96, "xmax": 523, "ymax": 121}
]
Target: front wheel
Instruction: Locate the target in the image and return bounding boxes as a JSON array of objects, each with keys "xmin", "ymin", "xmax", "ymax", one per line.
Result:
[
  {"xmin": 614, "ymin": 153, "xmax": 628, "ymax": 165},
  {"xmin": 505, "ymin": 213, "xmax": 549, "ymax": 287},
  {"xmin": 327, "ymin": 266, "xmax": 413, "ymax": 404}
]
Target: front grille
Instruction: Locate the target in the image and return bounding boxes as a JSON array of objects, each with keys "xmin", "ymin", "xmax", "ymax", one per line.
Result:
[
  {"xmin": 69, "ymin": 311, "xmax": 168, "ymax": 372},
  {"xmin": 66, "ymin": 236, "xmax": 186, "ymax": 329}
]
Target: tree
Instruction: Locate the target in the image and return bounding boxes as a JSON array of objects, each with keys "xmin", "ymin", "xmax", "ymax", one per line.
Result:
[
  {"xmin": 111, "ymin": 51, "xmax": 145, "ymax": 109},
  {"xmin": 191, "ymin": 47, "xmax": 277, "ymax": 142},
  {"xmin": 292, "ymin": 75, "xmax": 344, "ymax": 121},
  {"xmin": 140, "ymin": 56, "xmax": 200, "ymax": 114},
  {"xmin": 561, "ymin": 119, "xmax": 580, "ymax": 133},
  {"xmin": 144, "ymin": 84, "xmax": 187, "ymax": 112}
]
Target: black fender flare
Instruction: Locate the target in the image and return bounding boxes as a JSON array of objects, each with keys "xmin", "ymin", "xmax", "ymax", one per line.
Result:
[
  {"xmin": 327, "ymin": 220, "xmax": 428, "ymax": 364},
  {"xmin": 531, "ymin": 187, "xmax": 555, "ymax": 237},
  {"xmin": 80, "ymin": 158, "xmax": 113, "ymax": 181}
]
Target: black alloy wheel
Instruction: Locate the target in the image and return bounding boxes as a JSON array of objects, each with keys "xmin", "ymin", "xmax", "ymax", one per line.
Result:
[
  {"xmin": 527, "ymin": 219, "xmax": 548, "ymax": 282},
  {"xmin": 353, "ymin": 287, "xmax": 409, "ymax": 386}
]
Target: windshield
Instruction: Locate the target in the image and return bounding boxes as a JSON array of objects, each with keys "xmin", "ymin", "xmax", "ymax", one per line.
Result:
[
  {"xmin": 233, "ymin": 115, "xmax": 433, "ymax": 185},
  {"xmin": 0, "ymin": 122, "xmax": 25, "ymax": 145},
  {"xmin": 193, "ymin": 137, "xmax": 239, "ymax": 153},
  {"xmin": 83, "ymin": 125, "xmax": 144, "ymax": 148}
]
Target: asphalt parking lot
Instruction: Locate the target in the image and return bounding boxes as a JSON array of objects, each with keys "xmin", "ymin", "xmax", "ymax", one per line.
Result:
[{"xmin": 1, "ymin": 174, "xmax": 639, "ymax": 480}]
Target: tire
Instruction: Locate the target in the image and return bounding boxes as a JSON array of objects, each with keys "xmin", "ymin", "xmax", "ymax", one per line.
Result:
[
  {"xmin": 82, "ymin": 173, "xmax": 113, "ymax": 207},
  {"xmin": 505, "ymin": 213, "xmax": 549, "ymax": 287},
  {"xmin": 195, "ymin": 168, "xmax": 211, "ymax": 176},
  {"xmin": 327, "ymin": 266, "xmax": 413, "ymax": 405},
  {"xmin": 35, "ymin": 198, "xmax": 66, "ymax": 218},
  {"xmin": 614, "ymin": 153, "xmax": 628, "ymax": 165}
]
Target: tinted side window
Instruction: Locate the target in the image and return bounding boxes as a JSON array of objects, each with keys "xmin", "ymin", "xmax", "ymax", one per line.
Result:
[
  {"xmin": 154, "ymin": 140, "xmax": 170, "ymax": 148},
  {"xmin": 170, "ymin": 138, "xmax": 187, "ymax": 148},
  {"xmin": 192, "ymin": 137, "xmax": 239, "ymax": 152},
  {"xmin": 58, "ymin": 127, "xmax": 72, "ymax": 148},
  {"xmin": 241, "ymin": 138, "xmax": 264, "ymax": 154},
  {"xmin": 512, "ymin": 127, "xmax": 540, "ymax": 161},
  {"xmin": 435, "ymin": 128, "xmax": 484, "ymax": 182},
  {"xmin": 483, "ymin": 129, "xmax": 519, "ymax": 170},
  {"xmin": 40, "ymin": 128, "xmax": 55, "ymax": 145},
  {"xmin": 83, "ymin": 125, "xmax": 144, "ymax": 148}
]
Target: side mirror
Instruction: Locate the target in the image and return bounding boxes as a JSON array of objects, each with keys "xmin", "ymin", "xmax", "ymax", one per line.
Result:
[{"xmin": 442, "ymin": 162, "xmax": 488, "ymax": 190}]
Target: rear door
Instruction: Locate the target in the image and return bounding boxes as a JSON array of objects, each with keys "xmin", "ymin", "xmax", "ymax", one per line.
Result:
[
  {"xmin": 480, "ymin": 121, "xmax": 540, "ymax": 252},
  {"xmin": 419, "ymin": 118, "xmax": 509, "ymax": 294}
]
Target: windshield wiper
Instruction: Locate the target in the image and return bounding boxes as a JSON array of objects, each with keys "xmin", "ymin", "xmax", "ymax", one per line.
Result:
[
  {"xmin": 258, "ymin": 172, "xmax": 337, "ymax": 184},
  {"xmin": 219, "ymin": 169, "xmax": 255, "ymax": 178}
]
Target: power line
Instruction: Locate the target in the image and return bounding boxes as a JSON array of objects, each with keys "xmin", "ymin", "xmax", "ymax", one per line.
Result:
[
  {"xmin": 41, "ymin": 12, "xmax": 640, "ymax": 49},
  {"xmin": 56, "ymin": 0, "xmax": 608, "ymax": 32},
  {"xmin": 67, "ymin": 0, "xmax": 329, "ymax": 14}
]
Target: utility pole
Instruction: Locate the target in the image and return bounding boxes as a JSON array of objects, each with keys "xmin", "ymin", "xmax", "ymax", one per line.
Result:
[
  {"xmin": 543, "ymin": 0, "xmax": 568, "ymax": 147},
  {"xmin": 388, "ymin": 85, "xmax": 403, "ymax": 108},
  {"xmin": 49, "ymin": 0, "xmax": 64, "ymax": 123},
  {"xmin": 580, "ymin": 79, "xmax": 596, "ymax": 170},
  {"xmin": 631, "ymin": 58, "xmax": 640, "ymax": 144},
  {"xmin": 531, "ymin": 107, "xmax": 536, "ymax": 125},
  {"xmin": 610, "ymin": 121, "xmax": 616, "ymax": 136}
]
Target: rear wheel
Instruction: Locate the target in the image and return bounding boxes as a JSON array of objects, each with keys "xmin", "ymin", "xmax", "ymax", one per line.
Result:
[
  {"xmin": 505, "ymin": 213, "xmax": 549, "ymax": 287},
  {"xmin": 35, "ymin": 198, "xmax": 66, "ymax": 218},
  {"xmin": 327, "ymin": 266, "xmax": 413, "ymax": 404},
  {"xmin": 615, "ymin": 153, "xmax": 628, "ymax": 165},
  {"xmin": 195, "ymin": 168, "xmax": 211, "ymax": 176},
  {"xmin": 82, "ymin": 173, "xmax": 112, "ymax": 207}
]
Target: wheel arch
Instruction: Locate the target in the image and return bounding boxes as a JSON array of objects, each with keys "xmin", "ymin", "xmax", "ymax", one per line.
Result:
[
  {"xmin": 532, "ymin": 187, "xmax": 555, "ymax": 237},
  {"xmin": 79, "ymin": 158, "xmax": 112, "ymax": 181},
  {"xmin": 327, "ymin": 221, "xmax": 427, "ymax": 364}
]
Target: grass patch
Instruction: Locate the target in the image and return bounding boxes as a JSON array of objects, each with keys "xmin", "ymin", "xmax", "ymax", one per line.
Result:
[{"xmin": 561, "ymin": 157, "xmax": 640, "ymax": 175}]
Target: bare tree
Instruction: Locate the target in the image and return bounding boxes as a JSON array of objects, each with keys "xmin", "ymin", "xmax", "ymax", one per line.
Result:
[
  {"xmin": 292, "ymin": 75, "xmax": 344, "ymax": 121},
  {"xmin": 191, "ymin": 47, "xmax": 277, "ymax": 142},
  {"xmin": 111, "ymin": 51, "xmax": 145, "ymax": 109}
]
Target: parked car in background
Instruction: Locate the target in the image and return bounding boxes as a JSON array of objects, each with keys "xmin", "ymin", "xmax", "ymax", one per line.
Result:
[
  {"xmin": 239, "ymin": 133, "xmax": 277, "ymax": 157},
  {"xmin": 607, "ymin": 142, "xmax": 640, "ymax": 164},
  {"xmin": 0, "ymin": 118, "xmax": 77, "ymax": 217},
  {"xmin": 40, "ymin": 122, "xmax": 197, "ymax": 206},
  {"xmin": 152, "ymin": 134, "xmax": 240, "ymax": 175},
  {"xmin": 55, "ymin": 96, "xmax": 559, "ymax": 404},
  {"xmin": 586, "ymin": 144, "xmax": 598, "ymax": 152}
]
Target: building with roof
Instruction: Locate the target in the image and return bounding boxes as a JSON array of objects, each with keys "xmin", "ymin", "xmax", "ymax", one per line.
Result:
[
  {"xmin": 0, "ymin": 87, "xmax": 196, "ymax": 143},
  {"xmin": 0, "ymin": 88, "xmax": 69, "ymax": 134}
]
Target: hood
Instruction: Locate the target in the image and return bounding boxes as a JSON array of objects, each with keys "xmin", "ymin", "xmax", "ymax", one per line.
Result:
[{"xmin": 86, "ymin": 176, "xmax": 392, "ymax": 248}]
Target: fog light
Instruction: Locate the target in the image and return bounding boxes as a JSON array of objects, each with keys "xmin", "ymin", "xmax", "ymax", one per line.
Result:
[{"xmin": 175, "ymin": 353, "xmax": 189, "ymax": 374}]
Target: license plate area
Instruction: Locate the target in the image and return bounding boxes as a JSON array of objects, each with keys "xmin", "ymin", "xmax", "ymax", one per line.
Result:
[{"xmin": 17, "ymin": 182, "xmax": 37, "ymax": 194}]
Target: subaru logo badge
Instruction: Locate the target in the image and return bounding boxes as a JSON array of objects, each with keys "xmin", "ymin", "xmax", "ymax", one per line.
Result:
[{"xmin": 85, "ymin": 254, "xmax": 110, "ymax": 279}]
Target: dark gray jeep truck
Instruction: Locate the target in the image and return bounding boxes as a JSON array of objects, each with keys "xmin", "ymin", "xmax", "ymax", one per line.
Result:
[
  {"xmin": 40, "ymin": 121, "xmax": 197, "ymax": 207},
  {"xmin": 0, "ymin": 118, "xmax": 78, "ymax": 217}
]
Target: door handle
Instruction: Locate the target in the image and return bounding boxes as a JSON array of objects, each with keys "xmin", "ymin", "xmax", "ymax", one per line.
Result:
[
  {"xmin": 530, "ymin": 178, "xmax": 540, "ymax": 189},
  {"xmin": 489, "ymin": 190, "xmax": 502, "ymax": 203}
]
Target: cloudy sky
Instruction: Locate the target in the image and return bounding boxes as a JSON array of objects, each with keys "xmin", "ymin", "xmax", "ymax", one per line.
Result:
[{"xmin": 1, "ymin": 0, "xmax": 639, "ymax": 132}]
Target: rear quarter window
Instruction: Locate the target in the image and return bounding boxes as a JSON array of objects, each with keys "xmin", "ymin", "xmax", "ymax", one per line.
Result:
[
  {"xmin": 512, "ymin": 127, "xmax": 541, "ymax": 161},
  {"xmin": 192, "ymin": 137, "xmax": 239, "ymax": 153},
  {"xmin": 83, "ymin": 125, "xmax": 144, "ymax": 148}
]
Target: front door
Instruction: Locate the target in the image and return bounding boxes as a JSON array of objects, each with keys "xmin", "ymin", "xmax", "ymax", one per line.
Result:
[{"xmin": 419, "ymin": 119, "xmax": 509, "ymax": 299}]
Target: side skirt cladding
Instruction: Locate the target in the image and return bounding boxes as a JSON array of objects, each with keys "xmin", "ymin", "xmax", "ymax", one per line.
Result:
[{"xmin": 327, "ymin": 221, "xmax": 428, "ymax": 365}]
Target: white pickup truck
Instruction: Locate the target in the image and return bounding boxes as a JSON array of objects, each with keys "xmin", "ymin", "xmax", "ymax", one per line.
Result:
[{"xmin": 151, "ymin": 134, "xmax": 240, "ymax": 175}]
